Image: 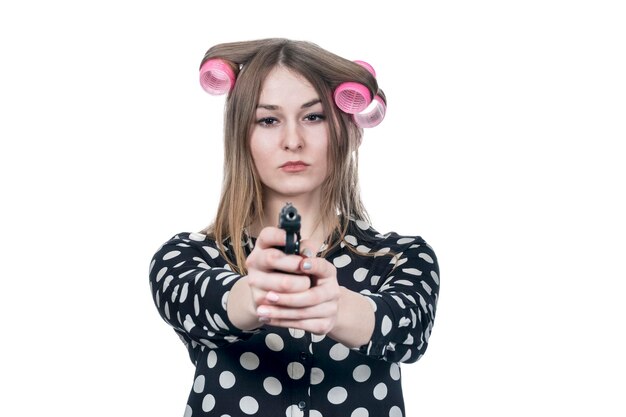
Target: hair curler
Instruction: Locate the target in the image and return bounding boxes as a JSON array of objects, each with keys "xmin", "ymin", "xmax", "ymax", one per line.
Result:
[
  {"xmin": 199, "ymin": 59, "xmax": 236, "ymax": 95},
  {"xmin": 333, "ymin": 81, "xmax": 372, "ymax": 114},
  {"xmin": 334, "ymin": 60, "xmax": 386, "ymax": 127},
  {"xmin": 353, "ymin": 95, "xmax": 386, "ymax": 128}
]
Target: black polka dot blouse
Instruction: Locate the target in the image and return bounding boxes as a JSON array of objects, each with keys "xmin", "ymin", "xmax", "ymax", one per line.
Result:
[{"xmin": 149, "ymin": 219, "xmax": 440, "ymax": 417}]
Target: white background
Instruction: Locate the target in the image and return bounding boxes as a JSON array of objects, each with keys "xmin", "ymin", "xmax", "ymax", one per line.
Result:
[{"xmin": 1, "ymin": 1, "xmax": 624, "ymax": 416}]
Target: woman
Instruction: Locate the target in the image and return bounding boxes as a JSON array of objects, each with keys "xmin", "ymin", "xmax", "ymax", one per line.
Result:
[{"xmin": 149, "ymin": 38, "xmax": 439, "ymax": 417}]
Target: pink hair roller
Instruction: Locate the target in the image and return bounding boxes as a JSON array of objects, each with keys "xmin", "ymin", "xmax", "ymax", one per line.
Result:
[
  {"xmin": 353, "ymin": 95, "xmax": 386, "ymax": 128},
  {"xmin": 333, "ymin": 60, "xmax": 379, "ymax": 114},
  {"xmin": 334, "ymin": 82, "xmax": 372, "ymax": 114},
  {"xmin": 199, "ymin": 59, "xmax": 236, "ymax": 95},
  {"xmin": 334, "ymin": 60, "xmax": 386, "ymax": 127}
]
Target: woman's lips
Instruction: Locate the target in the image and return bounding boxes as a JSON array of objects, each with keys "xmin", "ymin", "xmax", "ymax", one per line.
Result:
[{"xmin": 280, "ymin": 161, "xmax": 309, "ymax": 172}]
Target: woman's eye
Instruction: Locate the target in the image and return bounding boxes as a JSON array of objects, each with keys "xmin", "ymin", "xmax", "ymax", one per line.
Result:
[
  {"xmin": 257, "ymin": 117, "xmax": 278, "ymax": 126},
  {"xmin": 305, "ymin": 113, "xmax": 326, "ymax": 122}
]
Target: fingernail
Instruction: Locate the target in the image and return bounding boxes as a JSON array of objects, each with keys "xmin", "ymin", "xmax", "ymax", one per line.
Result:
[
  {"xmin": 266, "ymin": 292, "xmax": 279, "ymax": 303},
  {"xmin": 302, "ymin": 260, "xmax": 312, "ymax": 271},
  {"xmin": 257, "ymin": 306, "xmax": 269, "ymax": 316},
  {"xmin": 258, "ymin": 316, "xmax": 271, "ymax": 323},
  {"xmin": 302, "ymin": 248, "xmax": 313, "ymax": 258}
]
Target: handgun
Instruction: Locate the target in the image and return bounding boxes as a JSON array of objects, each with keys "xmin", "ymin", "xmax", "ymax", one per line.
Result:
[{"xmin": 278, "ymin": 203, "xmax": 301, "ymax": 255}]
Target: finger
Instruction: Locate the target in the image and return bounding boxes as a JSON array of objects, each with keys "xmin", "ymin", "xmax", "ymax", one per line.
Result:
[
  {"xmin": 299, "ymin": 256, "xmax": 336, "ymax": 280},
  {"xmin": 298, "ymin": 239, "xmax": 319, "ymax": 258},
  {"xmin": 266, "ymin": 281, "xmax": 339, "ymax": 308},
  {"xmin": 248, "ymin": 271, "xmax": 312, "ymax": 294},
  {"xmin": 257, "ymin": 301, "xmax": 337, "ymax": 322},
  {"xmin": 260, "ymin": 317, "xmax": 336, "ymax": 336},
  {"xmin": 255, "ymin": 226, "xmax": 287, "ymax": 250},
  {"xmin": 252, "ymin": 248, "xmax": 303, "ymax": 274}
]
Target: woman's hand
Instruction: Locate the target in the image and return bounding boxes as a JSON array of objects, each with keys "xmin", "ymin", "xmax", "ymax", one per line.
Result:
[
  {"xmin": 245, "ymin": 227, "xmax": 313, "ymax": 311},
  {"xmin": 229, "ymin": 226, "xmax": 372, "ymax": 346},
  {"xmin": 227, "ymin": 226, "xmax": 311, "ymax": 331},
  {"xmin": 255, "ymin": 238, "xmax": 341, "ymax": 335}
]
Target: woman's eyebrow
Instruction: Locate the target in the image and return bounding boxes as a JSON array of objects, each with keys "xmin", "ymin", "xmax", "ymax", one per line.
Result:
[
  {"xmin": 256, "ymin": 98, "xmax": 321, "ymax": 110},
  {"xmin": 301, "ymin": 98, "xmax": 321, "ymax": 109}
]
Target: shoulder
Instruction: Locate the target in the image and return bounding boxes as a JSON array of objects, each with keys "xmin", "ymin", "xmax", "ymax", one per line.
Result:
[
  {"xmin": 346, "ymin": 218, "xmax": 435, "ymax": 256},
  {"xmin": 151, "ymin": 231, "xmax": 228, "ymax": 265}
]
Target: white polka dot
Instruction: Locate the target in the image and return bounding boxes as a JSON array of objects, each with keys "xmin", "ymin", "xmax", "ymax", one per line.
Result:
[
  {"xmin": 370, "ymin": 275, "xmax": 381, "ymax": 286},
  {"xmin": 156, "ymin": 267, "xmax": 167, "ymax": 282},
  {"xmin": 239, "ymin": 396, "xmax": 259, "ymax": 415},
  {"xmin": 394, "ymin": 257, "xmax": 408, "ymax": 267},
  {"xmin": 381, "ymin": 315, "xmax": 392, "ymax": 336},
  {"xmin": 356, "ymin": 219, "xmax": 370, "ymax": 230},
  {"xmin": 214, "ymin": 313, "xmax": 228, "ymax": 330},
  {"xmin": 418, "ymin": 252, "xmax": 434, "ymax": 263},
  {"xmin": 184, "ymin": 404, "xmax": 192, "ymax": 417},
  {"xmin": 357, "ymin": 245, "xmax": 371, "ymax": 253},
  {"xmin": 207, "ymin": 350, "xmax": 217, "ymax": 368},
  {"xmin": 327, "ymin": 386, "xmax": 348, "ymax": 404},
  {"xmin": 353, "ymin": 267, "xmax": 368, "ymax": 282},
  {"xmin": 309, "ymin": 411, "xmax": 323, "ymax": 417},
  {"xmin": 389, "ymin": 405, "xmax": 403, "ymax": 417},
  {"xmin": 311, "ymin": 333, "xmax": 326, "ymax": 343},
  {"xmin": 390, "ymin": 363, "xmax": 401, "ymax": 380},
  {"xmin": 398, "ymin": 316, "xmax": 411, "ymax": 328},
  {"xmin": 265, "ymin": 333, "xmax": 284, "ymax": 351},
  {"xmin": 200, "ymin": 278, "xmax": 209, "ymax": 297},
  {"xmin": 163, "ymin": 275, "xmax": 174, "ymax": 292},
  {"xmin": 180, "ymin": 282, "xmax": 189, "ymax": 303},
  {"xmin": 397, "ymin": 237, "xmax": 415, "ymax": 244},
  {"xmin": 310, "ymin": 367, "xmax": 325, "ymax": 385},
  {"xmin": 376, "ymin": 247, "xmax": 391, "ymax": 256},
  {"xmin": 203, "ymin": 246, "xmax": 220, "ymax": 259},
  {"xmin": 345, "ymin": 235, "xmax": 357, "ymax": 245},
  {"xmin": 189, "ymin": 232, "xmax": 205, "ymax": 241},
  {"xmin": 219, "ymin": 371, "xmax": 236, "ymax": 389},
  {"xmin": 333, "ymin": 254, "xmax": 352, "ymax": 268},
  {"xmin": 402, "ymin": 268, "xmax": 422, "ymax": 276},
  {"xmin": 240, "ymin": 352, "xmax": 260, "ymax": 370},
  {"xmin": 221, "ymin": 292, "xmax": 229, "ymax": 310},
  {"xmin": 329, "ymin": 343, "xmax": 350, "ymax": 361},
  {"xmin": 287, "ymin": 362, "xmax": 305, "ymax": 380},
  {"xmin": 352, "ymin": 407, "xmax": 369, "ymax": 417},
  {"xmin": 193, "ymin": 375, "xmax": 205, "ymax": 393},
  {"xmin": 289, "ymin": 328, "xmax": 305, "ymax": 338},
  {"xmin": 431, "ymin": 270, "xmax": 440, "ymax": 285},
  {"xmin": 263, "ymin": 377, "xmax": 282, "ymax": 395},
  {"xmin": 285, "ymin": 405, "xmax": 304, "ymax": 417},
  {"xmin": 353, "ymin": 364, "xmax": 371, "ymax": 382},
  {"xmin": 374, "ymin": 383, "xmax": 388, "ymax": 400},
  {"xmin": 163, "ymin": 250, "xmax": 181, "ymax": 260},
  {"xmin": 202, "ymin": 394, "xmax": 215, "ymax": 412}
]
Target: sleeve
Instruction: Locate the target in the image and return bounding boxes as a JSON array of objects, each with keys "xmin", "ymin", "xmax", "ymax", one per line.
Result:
[
  {"xmin": 148, "ymin": 233, "xmax": 258, "ymax": 351},
  {"xmin": 358, "ymin": 238, "xmax": 440, "ymax": 363}
]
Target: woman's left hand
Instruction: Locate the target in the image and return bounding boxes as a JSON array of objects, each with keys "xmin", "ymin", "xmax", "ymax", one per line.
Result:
[{"xmin": 256, "ymin": 243, "xmax": 341, "ymax": 335}]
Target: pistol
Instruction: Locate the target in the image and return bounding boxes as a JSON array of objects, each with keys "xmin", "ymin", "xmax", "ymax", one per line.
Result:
[{"xmin": 278, "ymin": 203, "xmax": 301, "ymax": 255}]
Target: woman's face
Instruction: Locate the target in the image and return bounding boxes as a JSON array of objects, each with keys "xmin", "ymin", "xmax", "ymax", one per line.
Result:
[{"xmin": 250, "ymin": 66, "xmax": 329, "ymax": 201}]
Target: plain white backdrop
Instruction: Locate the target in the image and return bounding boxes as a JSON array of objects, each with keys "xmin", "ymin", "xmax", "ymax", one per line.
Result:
[{"xmin": 1, "ymin": 1, "xmax": 624, "ymax": 416}]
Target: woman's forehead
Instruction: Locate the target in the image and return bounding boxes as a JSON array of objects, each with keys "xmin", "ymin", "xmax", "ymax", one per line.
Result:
[{"xmin": 258, "ymin": 66, "xmax": 318, "ymax": 105}]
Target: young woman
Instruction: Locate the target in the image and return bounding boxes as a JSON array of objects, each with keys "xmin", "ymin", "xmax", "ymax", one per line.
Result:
[{"xmin": 149, "ymin": 38, "xmax": 439, "ymax": 417}]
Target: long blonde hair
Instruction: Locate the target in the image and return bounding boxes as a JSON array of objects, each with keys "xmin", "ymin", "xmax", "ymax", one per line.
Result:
[{"xmin": 200, "ymin": 38, "xmax": 385, "ymax": 274}]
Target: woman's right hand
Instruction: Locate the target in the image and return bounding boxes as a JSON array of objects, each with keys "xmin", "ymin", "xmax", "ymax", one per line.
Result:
[{"xmin": 227, "ymin": 226, "xmax": 311, "ymax": 330}]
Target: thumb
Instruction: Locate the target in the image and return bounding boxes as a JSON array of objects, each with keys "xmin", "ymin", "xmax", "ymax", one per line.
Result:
[{"xmin": 298, "ymin": 238, "xmax": 319, "ymax": 258}]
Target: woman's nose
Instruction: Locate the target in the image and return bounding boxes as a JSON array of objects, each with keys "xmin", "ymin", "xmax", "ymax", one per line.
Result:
[{"xmin": 281, "ymin": 122, "xmax": 304, "ymax": 150}]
